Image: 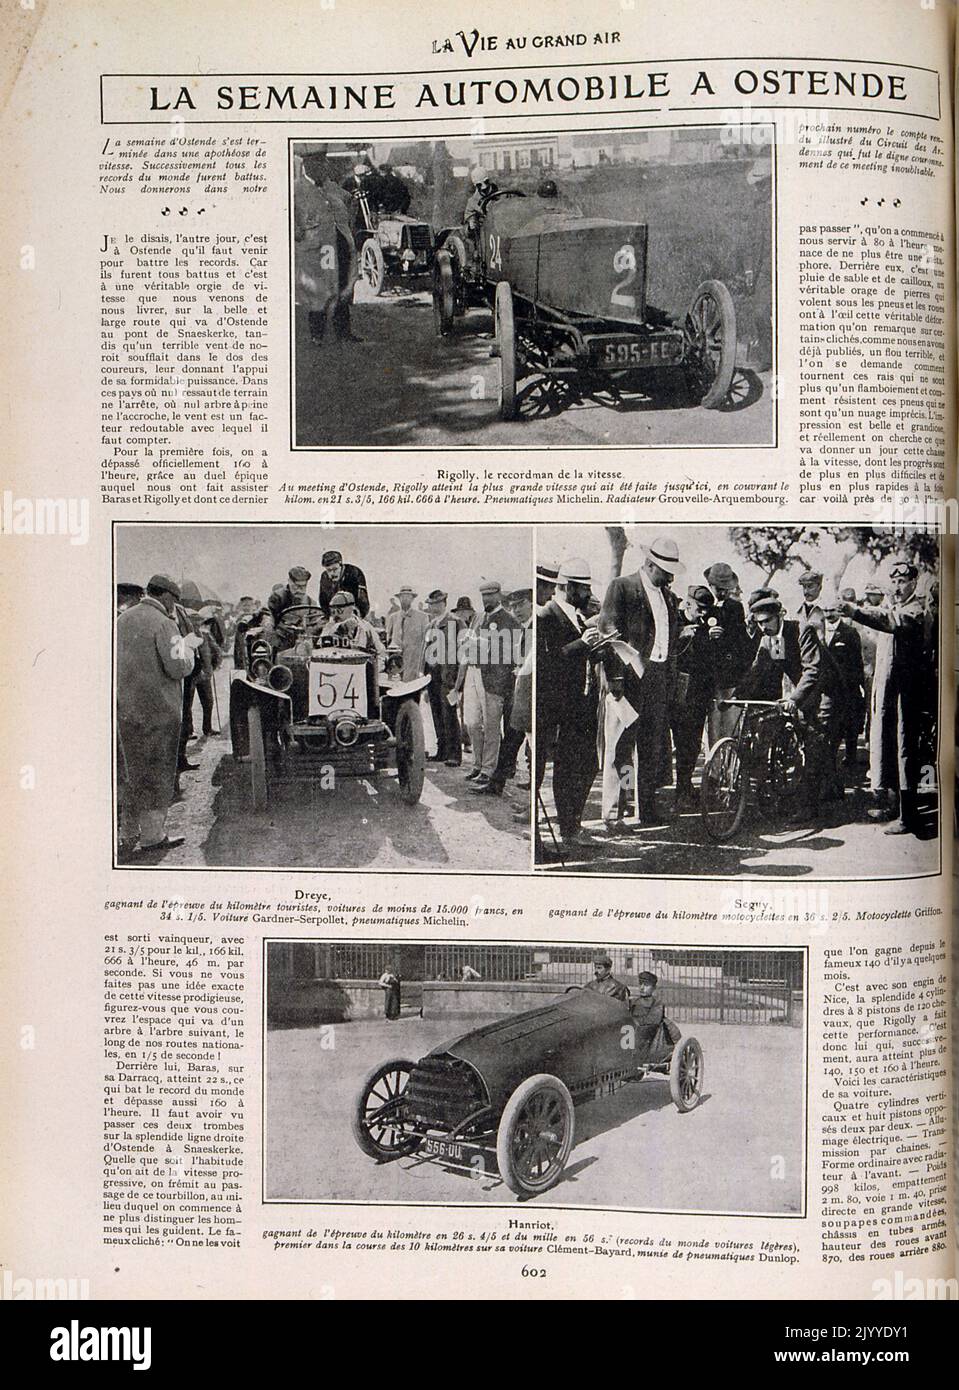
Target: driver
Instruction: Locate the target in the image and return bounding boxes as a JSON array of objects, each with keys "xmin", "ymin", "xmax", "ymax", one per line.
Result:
[
  {"xmin": 269, "ymin": 565, "xmax": 312, "ymax": 626},
  {"xmin": 584, "ymin": 951, "xmax": 629, "ymax": 1003},
  {"xmin": 464, "ymin": 166, "xmax": 498, "ymax": 239},
  {"xmin": 321, "ymin": 590, "xmax": 385, "ymax": 658},
  {"xmin": 629, "ymin": 971, "xmax": 680, "ymax": 1062}
]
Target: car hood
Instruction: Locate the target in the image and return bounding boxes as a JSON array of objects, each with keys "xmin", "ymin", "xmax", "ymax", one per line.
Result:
[{"xmin": 434, "ymin": 988, "xmax": 626, "ymax": 1076}]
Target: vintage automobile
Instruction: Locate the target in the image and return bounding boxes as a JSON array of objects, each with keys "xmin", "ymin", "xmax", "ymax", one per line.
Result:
[
  {"xmin": 352, "ymin": 987, "xmax": 704, "ymax": 1198},
  {"xmin": 229, "ymin": 605, "xmax": 430, "ymax": 810},
  {"xmin": 432, "ymin": 189, "xmax": 737, "ymax": 420},
  {"xmin": 354, "ymin": 187, "xmax": 435, "ymax": 295}
]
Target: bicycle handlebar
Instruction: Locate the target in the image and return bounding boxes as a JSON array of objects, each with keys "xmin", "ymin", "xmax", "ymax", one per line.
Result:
[{"xmin": 716, "ymin": 698, "xmax": 783, "ymax": 708}]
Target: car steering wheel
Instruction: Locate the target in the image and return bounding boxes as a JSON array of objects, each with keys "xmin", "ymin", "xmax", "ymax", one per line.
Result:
[{"xmin": 485, "ymin": 189, "xmax": 526, "ymax": 203}]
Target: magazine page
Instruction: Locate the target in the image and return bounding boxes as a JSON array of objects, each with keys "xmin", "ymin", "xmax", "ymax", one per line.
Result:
[{"xmin": 0, "ymin": 0, "xmax": 955, "ymax": 1323}]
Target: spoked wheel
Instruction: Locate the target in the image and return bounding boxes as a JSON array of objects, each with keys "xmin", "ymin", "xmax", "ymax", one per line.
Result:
[
  {"xmin": 247, "ymin": 705, "xmax": 268, "ymax": 811},
  {"xmin": 669, "ymin": 1037, "xmax": 704, "ymax": 1112},
  {"xmin": 351, "ymin": 1059, "xmax": 421, "ymax": 1160},
  {"xmin": 684, "ymin": 279, "xmax": 737, "ymax": 408},
  {"xmin": 494, "ymin": 280, "xmax": 518, "ymax": 420},
  {"xmin": 432, "ymin": 250, "xmax": 455, "ymax": 336},
  {"xmin": 394, "ymin": 698, "xmax": 425, "ymax": 805},
  {"xmin": 701, "ymin": 736, "xmax": 746, "ymax": 841},
  {"xmin": 360, "ymin": 238, "xmax": 386, "ymax": 295},
  {"xmin": 496, "ymin": 1074, "xmax": 574, "ymax": 1198},
  {"xmin": 764, "ymin": 719, "xmax": 805, "ymax": 819}
]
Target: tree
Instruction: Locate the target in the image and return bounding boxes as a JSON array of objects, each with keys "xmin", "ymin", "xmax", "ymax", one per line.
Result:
[
  {"xmin": 605, "ymin": 526, "xmax": 629, "ymax": 583},
  {"xmin": 727, "ymin": 526, "xmax": 819, "ymax": 585},
  {"xmin": 727, "ymin": 525, "xmax": 939, "ymax": 591}
]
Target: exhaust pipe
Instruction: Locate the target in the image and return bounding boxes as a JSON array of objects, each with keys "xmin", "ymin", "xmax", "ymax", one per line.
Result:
[
  {"xmin": 268, "ymin": 664, "xmax": 293, "ymax": 693},
  {"xmin": 333, "ymin": 718, "xmax": 359, "ymax": 747}
]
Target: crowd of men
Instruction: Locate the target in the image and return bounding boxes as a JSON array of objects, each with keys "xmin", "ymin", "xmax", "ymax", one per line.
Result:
[
  {"xmin": 115, "ymin": 547, "xmax": 533, "ymax": 858},
  {"xmin": 536, "ymin": 538, "xmax": 939, "ymax": 859}
]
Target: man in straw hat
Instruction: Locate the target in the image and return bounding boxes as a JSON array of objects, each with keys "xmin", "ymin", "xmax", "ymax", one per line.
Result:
[
  {"xmin": 116, "ymin": 576, "xmax": 200, "ymax": 858},
  {"xmin": 386, "ymin": 584, "xmax": 429, "ymax": 682},
  {"xmin": 597, "ymin": 536, "xmax": 683, "ymax": 828},
  {"xmin": 536, "ymin": 559, "xmax": 607, "ymax": 849}
]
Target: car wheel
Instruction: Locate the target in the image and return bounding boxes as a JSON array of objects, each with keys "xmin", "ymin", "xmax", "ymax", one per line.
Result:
[
  {"xmin": 394, "ymin": 698, "xmax": 425, "ymax": 805},
  {"xmin": 361, "ymin": 237, "xmax": 386, "ymax": 295},
  {"xmin": 351, "ymin": 1059, "xmax": 421, "ymax": 1159},
  {"xmin": 433, "ymin": 250, "xmax": 455, "ymax": 336},
  {"xmin": 247, "ymin": 705, "xmax": 268, "ymax": 811},
  {"xmin": 684, "ymin": 279, "xmax": 737, "ymax": 408},
  {"xmin": 494, "ymin": 280, "xmax": 518, "ymax": 420},
  {"xmin": 496, "ymin": 1073, "xmax": 574, "ymax": 1197},
  {"xmin": 669, "ymin": 1037, "xmax": 704, "ymax": 1112},
  {"xmin": 700, "ymin": 736, "xmax": 746, "ymax": 841}
]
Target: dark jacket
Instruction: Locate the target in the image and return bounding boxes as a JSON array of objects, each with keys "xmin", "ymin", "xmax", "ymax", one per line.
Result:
[
  {"xmin": 737, "ymin": 618, "xmax": 826, "ymax": 713},
  {"xmin": 710, "ymin": 595, "xmax": 752, "ymax": 688},
  {"xmin": 319, "ymin": 564, "xmax": 370, "ymax": 619},
  {"xmin": 597, "ymin": 570, "xmax": 681, "ymax": 674},
  {"xmin": 536, "ymin": 599, "xmax": 600, "ymax": 729}
]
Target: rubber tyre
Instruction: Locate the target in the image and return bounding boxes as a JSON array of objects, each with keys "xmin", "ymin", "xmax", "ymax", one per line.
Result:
[
  {"xmin": 433, "ymin": 250, "xmax": 455, "ymax": 336},
  {"xmin": 395, "ymin": 699, "xmax": 426, "ymax": 805},
  {"xmin": 700, "ymin": 735, "xmax": 746, "ymax": 842},
  {"xmin": 496, "ymin": 1073, "xmax": 574, "ymax": 1197},
  {"xmin": 685, "ymin": 279, "xmax": 737, "ymax": 408},
  {"xmin": 361, "ymin": 238, "xmax": 386, "ymax": 295},
  {"xmin": 495, "ymin": 280, "xmax": 518, "ymax": 420},
  {"xmin": 669, "ymin": 1037, "xmax": 704, "ymax": 1112},
  {"xmin": 248, "ymin": 704, "xmax": 268, "ymax": 811},
  {"xmin": 351, "ymin": 1059, "xmax": 421, "ymax": 1160}
]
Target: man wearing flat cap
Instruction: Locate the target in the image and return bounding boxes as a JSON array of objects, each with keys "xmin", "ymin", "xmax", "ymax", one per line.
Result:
[
  {"xmin": 116, "ymin": 576, "xmax": 200, "ymax": 857},
  {"xmin": 536, "ymin": 559, "xmax": 607, "ymax": 848},
  {"xmin": 424, "ymin": 589, "xmax": 464, "ymax": 766},
  {"xmin": 793, "ymin": 569, "xmax": 824, "ymax": 627},
  {"xmin": 738, "ymin": 591, "xmax": 840, "ymax": 820},
  {"xmin": 703, "ymin": 561, "xmax": 752, "ymax": 744},
  {"xmin": 478, "ymin": 586, "xmax": 534, "ymax": 797},
  {"xmin": 839, "ymin": 561, "xmax": 927, "ymax": 836},
  {"xmin": 318, "ymin": 550, "xmax": 370, "ymax": 619},
  {"xmin": 598, "ymin": 537, "xmax": 683, "ymax": 826},
  {"xmin": 672, "ymin": 585, "xmax": 719, "ymax": 808},
  {"xmin": 386, "ymin": 584, "xmax": 429, "ymax": 682},
  {"xmin": 584, "ymin": 952, "xmax": 629, "ymax": 1003},
  {"xmin": 456, "ymin": 581, "xmax": 520, "ymax": 791},
  {"xmin": 269, "ymin": 565, "xmax": 313, "ymax": 628}
]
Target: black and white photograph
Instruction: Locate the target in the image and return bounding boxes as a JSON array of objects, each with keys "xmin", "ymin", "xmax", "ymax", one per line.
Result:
[
  {"xmin": 113, "ymin": 523, "xmax": 533, "ymax": 871},
  {"xmin": 264, "ymin": 940, "xmax": 806, "ymax": 1213},
  {"xmin": 291, "ymin": 127, "xmax": 774, "ymax": 449},
  {"xmin": 535, "ymin": 524, "xmax": 940, "ymax": 878}
]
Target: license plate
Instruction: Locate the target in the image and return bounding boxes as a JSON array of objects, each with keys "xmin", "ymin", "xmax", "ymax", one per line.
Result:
[
  {"xmin": 422, "ymin": 1136, "xmax": 468, "ymax": 1162},
  {"xmin": 591, "ymin": 336, "xmax": 683, "ymax": 368}
]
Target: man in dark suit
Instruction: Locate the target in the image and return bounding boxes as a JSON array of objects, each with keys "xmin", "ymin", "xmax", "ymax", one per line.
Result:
[
  {"xmin": 819, "ymin": 592, "xmax": 865, "ymax": 773},
  {"xmin": 703, "ymin": 561, "xmax": 752, "ymax": 744},
  {"xmin": 672, "ymin": 585, "xmax": 719, "ymax": 809},
  {"xmin": 598, "ymin": 537, "xmax": 683, "ymax": 827},
  {"xmin": 536, "ymin": 559, "xmax": 606, "ymax": 850},
  {"xmin": 839, "ymin": 561, "xmax": 928, "ymax": 836},
  {"xmin": 424, "ymin": 589, "xmax": 464, "ymax": 767},
  {"xmin": 318, "ymin": 550, "xmax": 370, "ymax": 619},
  {"xmin": 737, "ymin": 592, "xmax": 840, "ymax": 819},
  {"xmin": 268, "ymin": 565, "xmax": 312, "ymax": 627}
]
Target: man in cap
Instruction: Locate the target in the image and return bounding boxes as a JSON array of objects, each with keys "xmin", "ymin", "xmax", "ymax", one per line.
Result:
[
  {"xmin": 464, "ymin": 167, "xmax": 499, "ymax": 240},
  {"xmin": 628, "ymin": 971, "xmax": 680, "ymax": 1061},
  {"xmin": 597, "ymin": 537, "xmax": 683, "ymax": 826},
  {"xmin": 116, "ymin": 582, "xmax": 144, "ymax": 615},
  {"xmin": 671, "ymin": 585, "xmax": 719, "ymax": 809},
  {"xmin": 374, "ymin": 161, "xmax": 412, "ymax": 215},
  {"xmin": 295, "ymin": 150, "xmax": 360, "ymax": 345},
  {"xmin": 232, "ymin": 595, "xmax": 257, "ymax": 667},
  {"xmin": 457, "ymin": 580, "xmax": 520, "ymax": 791},
  {"xmin": 820, "ymin": 589, "xmax": 865, "ymax": 770},
  {"xmin": 536, "ymin": 559, "xmax": 607, "ymax": 849},
  {"xmin": 793, "ymin": 569, "xmax": 824, "ymax": 627},
  {"xmin": 703, "ymin": 561, "xmax": 752, "ymax": 744},
  {"xmin": 116, "ymin": 576, "xmax": 200, "ymax": 857},
  {"xmin": 269, "ymin": 566, "xmax": 313, "ymax": 627},
  {"xmin": 424, "ymin": 589, "xmax": 464, "ymax": 766},
  {"xmin": 839, "ymin": 561, "xmax": 928, "ymax": 836},
  {"xmin": 738, "ymin": 592, "xmax": 838, "ymax": 820},
  {"xmin": 479, "ymin": 585, "xmax": 534, "ymax": 797},
  {"xmin": 584, "ymin": 952, "xmax": 629, "ymax": 1003},
  {"xmin": 318, "ymin": 550, "xmax": 370, "ymax": 619},
  {"xmin": 386, "ymin": 584, "xmax": 429, "ymax": 682},
  {"xmin": 536, "ymin": 561, "xmax": 559, "ymax": 609}
]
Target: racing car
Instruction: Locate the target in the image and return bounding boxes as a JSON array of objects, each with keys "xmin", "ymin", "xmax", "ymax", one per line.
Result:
[
  {"xmin": 352, "ymin": 986, "xmax": 704, "ymax": 1198},
  {"xmin": 432, "ymin": 186, "xmax": 737, "ymax": 419},
  {"xmin": 229, "ymin": 605, "xmax": 430, "ymax": 810}
]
